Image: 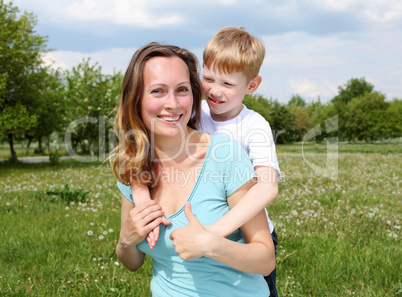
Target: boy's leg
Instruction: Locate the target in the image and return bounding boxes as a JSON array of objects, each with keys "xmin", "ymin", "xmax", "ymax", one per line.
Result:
[{"xmin": 264, "ymin": 229, "xmax": 278, "ymax": 297}]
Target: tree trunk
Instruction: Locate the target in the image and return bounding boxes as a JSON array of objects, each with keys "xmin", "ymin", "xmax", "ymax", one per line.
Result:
[
  {"xmin": 87, "ymin": 126, "xmax": 94, "ymax": 157},
  {"xmin": 38, "ymin": 137, "xmax": 43, "ymax": 154},
  {"xmin": 8, "ymin": 133, "xmax": 18, "ymax": 161},
  {"xmin": 26, "ymin": 135, "xmax": 33, "ymax": 155},
  {"xmin": 46, "ymin": 136, "xmax": 51, "ymax": 155}
]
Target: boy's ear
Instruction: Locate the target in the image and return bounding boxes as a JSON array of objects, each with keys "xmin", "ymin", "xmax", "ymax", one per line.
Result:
[{"xmin": 246, "ymin": 76, "xmax": 262, "ymax": 94}]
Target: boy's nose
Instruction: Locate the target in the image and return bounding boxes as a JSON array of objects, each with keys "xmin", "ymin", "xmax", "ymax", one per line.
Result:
[{"xmin": 209, "ymin": 84, "xmax": 223, "ymax": 97}]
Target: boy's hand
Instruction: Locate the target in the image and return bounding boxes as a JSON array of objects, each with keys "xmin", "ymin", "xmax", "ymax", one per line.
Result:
[{"xmin": 146, "ymin": 216, "xmax": 171, "ymax": 249}]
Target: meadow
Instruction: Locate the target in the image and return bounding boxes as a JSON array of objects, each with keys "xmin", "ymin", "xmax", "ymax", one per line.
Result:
[{"xmin": 0, "ymin": 143, "xmax": 400, "ymax": 296}]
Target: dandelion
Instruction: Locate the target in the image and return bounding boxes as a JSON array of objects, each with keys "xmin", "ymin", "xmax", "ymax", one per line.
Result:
[
  {"xmin": 65, "ymin": 206, "xmax": 70, "ymax": 210},
  {"xmin": 90, "ymin": 222, "xmax": 95, "ymax": 226},
  {"xmin": 87, "ymin": 230, "xmax": 93, "ymax": 236},
  {"xmin": 108, "ymin": 229, "xmax": 114, "ymax": 233},
  {"xmin": 103, "ymin": 231, "xmax": 108, "ymax": 235},
  {"xmin": 98, "ymin": 235, "xmax": 104, "ymax": 240},
  {"xmin": 290, "ymin": 210, "xmax": 298, "ymax": 217},
  {"xmin": 114, "ymin": 261, "xmax": 120, "ymax": 266}
]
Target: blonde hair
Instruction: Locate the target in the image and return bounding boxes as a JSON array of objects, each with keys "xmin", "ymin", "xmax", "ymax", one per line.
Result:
[
  {"xmin": 203, "ymin": 27, "xmax": 265, "ymax": 81},
  {"xmin": 110, "ymin": 42, "xmax": 202, "ymax": 186}
]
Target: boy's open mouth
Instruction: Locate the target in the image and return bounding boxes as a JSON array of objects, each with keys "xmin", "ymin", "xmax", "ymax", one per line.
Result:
[{"xmin": 208, "ymin": 96, "xmax": 224, "ymax": 106}]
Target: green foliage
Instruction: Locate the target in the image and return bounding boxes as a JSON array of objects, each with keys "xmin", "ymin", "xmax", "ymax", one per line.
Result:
[
  {"xmin": 26, "ymin": 67, "xmax": 66, "ymax": 152},
  {"xmin": 288, "ymin": 94, "xmax": 307, "ymax": 107},
  {"xmin": 0, "ymin": 103, "xmax": 37, "ymax": 133},
  {"xmin": 0, "ymin": 0, "xmax": 49, "ymax": 160},
  {"xmin": 49, "ymin": 151, "xmax": 60, "ymax": 166},
  {"xmin": 64, "ymin": 59, "xmax": 122, "ymax": 158},
  {"xmin": 332, "ymin": 77, "xmax": 374, "ymax": 104},
  {"xmin": 45, "ymin": 184, "xmax": 89, "ymax": 204},
  {"xmin": 342, "ymin": 92, "xmax": 401, "ymax": 142}
]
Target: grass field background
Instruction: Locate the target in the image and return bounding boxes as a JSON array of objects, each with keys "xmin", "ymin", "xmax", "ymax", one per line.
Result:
[{"xmin": 0, "ymin": 142, "xmax": 401, "ymax": 296}]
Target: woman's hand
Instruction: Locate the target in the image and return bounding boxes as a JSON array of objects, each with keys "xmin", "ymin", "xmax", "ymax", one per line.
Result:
[
  {"xmin": 170, "ymin": 203, "xmax": 217, "ymax": 260},
  {"xmin": 120, "ymin": 200, "xmax": 169, "ymax": 247}
]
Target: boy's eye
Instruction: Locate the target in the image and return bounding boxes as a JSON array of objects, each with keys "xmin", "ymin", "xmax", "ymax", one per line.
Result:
[
  {"xmin": 224, "ymin": 82, "xmax": 234, "ymax": 86},
  {"xmin": 204, "ymin": 77, "xmax": 213, "ymax": 83}
]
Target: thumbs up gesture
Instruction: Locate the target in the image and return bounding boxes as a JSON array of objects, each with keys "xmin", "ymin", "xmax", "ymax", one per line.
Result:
[{"xmin": 170, "ymin": 203, "xmax": 217, "ymax": 260}]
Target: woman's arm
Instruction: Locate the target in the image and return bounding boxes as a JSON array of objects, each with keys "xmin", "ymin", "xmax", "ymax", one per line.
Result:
[
  {"xmin": 209, "ymin": 177, "xmax": 275, "ymax": 275},
  {"xmin": 116, "ymin": 194, "xmax": 165, "ymax": 271},
  {"xmin": 170, "ymin": 180, "xmax": 275, "ymax": 276}
]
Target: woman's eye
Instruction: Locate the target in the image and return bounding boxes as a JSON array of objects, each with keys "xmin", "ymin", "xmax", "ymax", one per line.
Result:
[
  {"xmin": 178, "ymin": 87, "xmax": 189, "ymax": 92},
  {"xmin": 151, "ymin": 89, "xmax": 162, "ymax": 94}
]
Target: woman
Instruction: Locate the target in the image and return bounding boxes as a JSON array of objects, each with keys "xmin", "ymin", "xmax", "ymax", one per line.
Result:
[{"xmin": 111, "ymin": 42, "xmax": 275, "ymax": 296}]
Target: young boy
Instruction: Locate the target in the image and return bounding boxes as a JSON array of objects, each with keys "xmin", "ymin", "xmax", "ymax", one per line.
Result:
[
  {"xmin": 130, "ymin": 27, "xmax": 280, "ymax": 296},
  {"xmin": 199, "ymin": 26, "xmax": 280, "ymax": 297}
]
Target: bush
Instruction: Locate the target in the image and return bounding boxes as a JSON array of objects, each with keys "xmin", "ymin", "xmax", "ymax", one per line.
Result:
[{"xmin": 45, "ymin": 184, "xmax": 88, "ymax": 204}]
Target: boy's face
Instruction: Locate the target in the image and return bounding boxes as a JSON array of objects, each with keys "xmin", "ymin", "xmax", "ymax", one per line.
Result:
[{"xmin": 202, "ymin": 65, "xmax": 257, "ymax": 121}]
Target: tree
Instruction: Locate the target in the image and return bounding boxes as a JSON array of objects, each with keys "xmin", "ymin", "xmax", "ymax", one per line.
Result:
[
  {"xmin": 64, "ymin": 58, "xmax": 122, "ymax": 158},
  {"xmin": 0, "ymin": 0, "xmax": 49, "ymax": 160},
  {"xmin": 344, "ymin": 92, "xmax": 389, "ymax": 142},
  {"xmin": 384, "ymin": 99, "xmax": 402, "ymax": 139},
  {"xmin": 24, "ymin": 67, "xmax": 65, "ymax": 155},
  {"xmin": 288, "ymin": 94, "xmax": 307, "ymax": 107},
  {"xmin": 306, "ymin": 98, "xmax": 337, "ymax": 142},
  {"xmin": 332, "ymin": 77, "xmax": 374, "ymax": 104}
]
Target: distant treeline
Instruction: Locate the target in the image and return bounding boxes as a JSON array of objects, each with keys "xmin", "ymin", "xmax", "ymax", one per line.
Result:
[{"xmin": 244, "ymin": 77, "xmax": 401, "ymax": 144}]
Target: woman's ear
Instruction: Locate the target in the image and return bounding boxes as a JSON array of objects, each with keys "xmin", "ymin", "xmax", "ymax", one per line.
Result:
[{"xmin": 246, "ymin": 76, "xmax": 262, "ymax": 94}]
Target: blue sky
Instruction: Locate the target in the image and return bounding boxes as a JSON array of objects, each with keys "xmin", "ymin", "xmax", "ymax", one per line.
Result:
[{"xmin": 11, "ymin": 0, "xmax": 402, "ymax": 103}]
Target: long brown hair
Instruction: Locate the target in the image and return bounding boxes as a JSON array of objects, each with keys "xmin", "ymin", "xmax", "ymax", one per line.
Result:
[{"xmin": 110, "ymin": 42, "xmax": 202, "ymax": 186}]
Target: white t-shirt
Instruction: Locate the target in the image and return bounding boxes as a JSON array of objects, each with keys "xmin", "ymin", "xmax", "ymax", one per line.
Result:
[{"xmin": 200, "ymin": 100, "xmax": 281, "ymax": 233}]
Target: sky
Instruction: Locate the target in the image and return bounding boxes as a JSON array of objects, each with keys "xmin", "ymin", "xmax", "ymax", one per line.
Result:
[{"xmin": 10, "ymin": 0, "xmax": 402, "ymax": 103}]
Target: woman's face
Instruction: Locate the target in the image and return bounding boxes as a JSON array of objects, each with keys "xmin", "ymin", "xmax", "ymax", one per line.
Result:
[{"xmin": 141, "ymin": 56, "xmax": 193, "ymax": 139}]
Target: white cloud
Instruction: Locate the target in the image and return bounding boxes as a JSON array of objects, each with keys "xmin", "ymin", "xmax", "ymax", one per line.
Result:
[
  {"xmin": 66, "ymin": 0, "xmax": 185, "ymax": 27},
  {"xmin": 43, "ymin": 48, "xmax": 137, "ymax": 74},
  {"xmin": 288, "ymin": 78, "xmax": 336, "ymax": 99}
]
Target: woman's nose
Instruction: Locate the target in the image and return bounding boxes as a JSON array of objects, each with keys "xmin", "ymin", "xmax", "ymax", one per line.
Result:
[{"xmin": 165, "ymin": 91, "xmax": 179, "ymax": 109}]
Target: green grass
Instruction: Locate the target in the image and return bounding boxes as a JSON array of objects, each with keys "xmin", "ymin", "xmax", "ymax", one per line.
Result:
[{"xmin": 0, "ymin": 145, "xmax": 401, "ymax": 296}]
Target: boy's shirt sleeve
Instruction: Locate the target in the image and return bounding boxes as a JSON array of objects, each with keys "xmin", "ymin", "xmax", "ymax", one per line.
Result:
[{"xmin": 245, "ymin": 116, "xmax": 281, "ymax": 180}]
